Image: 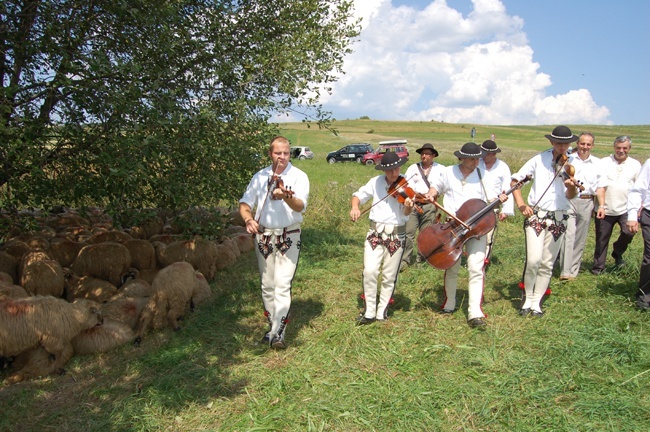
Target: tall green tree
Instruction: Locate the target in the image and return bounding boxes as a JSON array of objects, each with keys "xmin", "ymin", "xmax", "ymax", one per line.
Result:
[{"xmin": 0, "ymin": 0, "xmax": 359, "ymax": 217}]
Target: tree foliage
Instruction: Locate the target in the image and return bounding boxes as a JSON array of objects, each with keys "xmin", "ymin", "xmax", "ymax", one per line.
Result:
[{"xmin": 0, "ymin": 0, "xmax": 359, "ymax": 219}]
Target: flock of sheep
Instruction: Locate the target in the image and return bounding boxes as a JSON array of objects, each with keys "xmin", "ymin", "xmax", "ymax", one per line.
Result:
[{"xmin": 0, "ymin": 208, "xmax": 254, "ymax": 384}]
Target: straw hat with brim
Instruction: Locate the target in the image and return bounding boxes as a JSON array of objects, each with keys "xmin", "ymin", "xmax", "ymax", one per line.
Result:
[
  {"xmin": 481, "ymin": 140, "xmax": 501, "ymax": 153},
  {"xmin": 375, "ymin": 151, "xmax": 408, "ymax": 170},
  {"xmin": 544, "ymin": 125, "xmax": 579, "ymax": 144},
  {"xmin": 453, "ymin": 142, "xmax": 484, "ymax": 159},
  {"xmin": 416, "ymin": 143, "xmax": 439, "ymax": 157}
]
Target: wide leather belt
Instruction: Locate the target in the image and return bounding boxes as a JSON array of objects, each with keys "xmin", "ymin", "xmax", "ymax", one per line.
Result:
[{"xmin": 579, "ymin": 194, "xmax": 595, "ymax": 199}]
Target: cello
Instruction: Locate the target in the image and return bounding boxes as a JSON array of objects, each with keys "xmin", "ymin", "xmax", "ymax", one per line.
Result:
[{"xmin": 417, "ymin": 175, "xmax": 531, "ymax": 270}]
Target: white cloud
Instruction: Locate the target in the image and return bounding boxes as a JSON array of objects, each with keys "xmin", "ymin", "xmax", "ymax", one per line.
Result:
[{"xmin": 320, "ymin": 0, "xmax": 610, "ymax": 125}]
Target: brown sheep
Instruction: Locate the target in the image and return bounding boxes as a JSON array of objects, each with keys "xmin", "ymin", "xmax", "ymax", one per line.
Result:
[
  {"xmin": 85, "ymin": 230, "xmax": 133, "ymax": 245},
  {"xmin": 48, "ymin": 238, "xmax": 86, "ymax": 268},
  {"xmin": 215, "ymin": 242, "xmax": 237, "ymax": 271},
  {"xmin": 231, "ymin": 233, "xmax": 255, "ymax": 253},
  {"xmin": 55, "ymin": 226, "xmax": 92, "ymax": 242},
  {"xmin": 0, "ymin": 297, "xmax": 103, "ymax": 383},
  {"xmin": 6, "ymin": 347, "xmax": 60, "ymax": 384},
  {"xmin": 0, "ymin": 252, "xmax": 18, "ymax": 283},
  {"xmin": 0, "ymin": 283, "xmax": 29, "ymax": 299},
  {"xmin": 45, "ymin": 213, "xmax": 90, "ymax": 230},
  {"xmin": 71, "ymin": 319, "xmax": 134, "ymax": 355},
  {"xmin": 220, "ymin": 236, "xmax": 241, "ymax": 259},
  {"xmin": 191, "ymin": 271, "xmax": 212, "ymax": 308},
  {"xmin": 102, "ymin": 296, "xmax": 150, "ymax": 329},
  {"xmin": 19, "ymin": 249, "xmax": 52, "ymax": 280},
  {"xmin": 0, "ymin": 239, "xmax": 32, "ymax": 260},
  {"xmin": 11, "ymin": 234, "xmax": 50, "ymax": 251},
  {"xmin": 20, "ymin": 260, "xmax": 65, "ymax": 297},
  {"xmin": 148, "ymin": 233, "xmax": 185, "ymax": 244},
  {"xmin": 0, "ymin": 271, "xmax": 14, "ymax": 285},
  {"xmin": 64, "ymin": 271, "xmax": 118, "ymax": 303},
  {"xmin": 123, "ymin": 239, "xmax": 157, "ymax": 270},
  {"xmin": 224, "ymin": 225, "xmax": 248, "ymax": 236},
  {"xmin": 71, "ymin": 242, "xmax": 132, "ymax": 287},
  {"xmin": 135, "ymin": 262, "xmax": 201, "ymax": 342},
  {"xmin": 112, "ymin": 278, "xmax": 153, "ymax": 300},
  {"xmin": 155, "ymin": 238, "xmax": 218, "ymax": 281}
]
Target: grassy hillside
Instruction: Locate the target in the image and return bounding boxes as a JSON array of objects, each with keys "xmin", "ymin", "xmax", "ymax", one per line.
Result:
[{"xmin": 1, "ymin": 121, "xmax": 649, "ymax": 431}]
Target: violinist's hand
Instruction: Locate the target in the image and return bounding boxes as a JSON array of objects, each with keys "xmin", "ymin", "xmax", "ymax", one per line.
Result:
[
  {"xmin": 403, "ymin": 197, "xmax": 414, "ymax": 208},
  {"xmin": 272, "ymin": 187, "xmax": 286, "ymax": 200},
  {"xmin": 424, "ymin": 193, "xmax": 437, "ymax": 203},
  {"xmin": 350, "ymin": 207, "xmax": 361, "ymax": 222},
  {"xmin": 518, "ymin": 204, "xmax": 533, "ymax": 218},
  {"xmin": 498, "ymin": 192, "xmax": 508, "ymax": 203}
]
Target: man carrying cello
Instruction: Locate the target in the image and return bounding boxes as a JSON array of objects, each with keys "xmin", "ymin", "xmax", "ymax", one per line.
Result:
[
  {"xmin": 424, "ymin": 142, "xmax": 508, "ymax": 329},
  {"xmin": 511, "ymin": 126, "xmax": 580, "ymax": 318},
  {"xmin": 350, "ymin": 151, "xmax": 415, "ymax": 325}
]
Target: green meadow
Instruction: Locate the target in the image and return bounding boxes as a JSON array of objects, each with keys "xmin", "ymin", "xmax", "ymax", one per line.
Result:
[{"xmin": 1, "ymin": 120, "xmax": 649, "ymax": 431}]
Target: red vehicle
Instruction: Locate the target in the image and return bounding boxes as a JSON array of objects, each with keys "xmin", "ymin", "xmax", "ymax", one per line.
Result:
[{"xmin": 362, "ymin": 140, "xmax": 410, "ymax": 166}]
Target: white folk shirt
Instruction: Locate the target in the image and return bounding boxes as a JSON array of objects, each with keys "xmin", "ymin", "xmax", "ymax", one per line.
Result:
[
  {"xmin": 512, "ymin": 149, "xmax": 571, "ymax": 212},
  {"xmin": 597, "ymin": 155, "xmax": 642, "ymax": 216},
  {"xmin": 569, "ymin": 153, "xmax": 600, "ymax": 196},
  {"xmin": 404, "ymin": 162, "xmax": 442, "ymax": 195},
  {"xmin": 433, "ymin": 165, "xmax": 487, "ymax": 215},
  {"xmin": 240, "ymin": 163, "xmax": 309, "ymax": 229},
  {"xmin": 479, "ymin": 158, "xmax": 514, "ymax": 215},
  {"xmin": 353, "ymin": 175, "xmax": 410, "ymax": 226},
  {"xmin": 627, "ymin": 158, "xmax": 650, "ymax": 221}
]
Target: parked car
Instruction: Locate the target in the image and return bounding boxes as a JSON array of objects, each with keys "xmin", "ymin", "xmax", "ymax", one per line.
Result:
[
  {"xmin": 290, "ymin": 146, "xmax": 314, "ymax": 160},
  {"xmin": 362, "ymin": 140, "xmax": 409, "ymax": 166},
  {"xmin": 326, "ymin": 143, "xmax": 373, "ymax": 164}
]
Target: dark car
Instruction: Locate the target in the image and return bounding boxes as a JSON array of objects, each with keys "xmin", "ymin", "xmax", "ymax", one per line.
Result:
[
  {"xmin": 326, "ymin": 143, "xmax": 373, "ymax": 164},
  {"xmin": 362, "ymin": 140, "xmax": 409, "ymax": 166}
]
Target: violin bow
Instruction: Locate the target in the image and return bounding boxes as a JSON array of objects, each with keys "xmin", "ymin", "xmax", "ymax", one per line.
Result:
[{"xmin": 357, "ymin": 174, "xmax": 415, "ymax": 218}]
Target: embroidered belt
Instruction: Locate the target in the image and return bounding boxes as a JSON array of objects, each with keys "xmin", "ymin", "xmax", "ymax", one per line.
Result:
[
  {"xmin": 579, "ymin": 194, "xmax": 595, "ymax": 199},
  {"xmin": 258, "ymin": 222, "xmax": 301, "ymax": 236},
  {"xmin": 369, "ymin": 221, "xmax": 406, "ymax": 235}
]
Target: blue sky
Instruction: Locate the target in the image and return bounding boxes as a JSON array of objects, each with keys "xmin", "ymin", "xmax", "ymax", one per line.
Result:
[{"xmin": 309, "ymin": 0, "xmax": 649, "ymax": 125}]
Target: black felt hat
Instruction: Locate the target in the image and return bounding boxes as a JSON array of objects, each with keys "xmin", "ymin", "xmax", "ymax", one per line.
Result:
[
  {"xmin": 481, "ymin": 140, "xmax": 501, "ymax": 153},
  {"xmin": 453, "ymin": 142, "xmax": 484, "ymax": 159},
  {"xmin": 375, "ymin": 151, "xmax": 408, "ymax": 171},
  {"xmin": 544, "ymin": 125, "xmax": 579, "ymax": 144},
  {"xmin": 415, "ymin": 143, "xmax": 439, "ymax": 157}
]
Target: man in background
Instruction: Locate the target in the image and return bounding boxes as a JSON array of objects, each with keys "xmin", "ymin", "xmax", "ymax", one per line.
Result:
[
  {"xmin": 592, "ymin": 136, "xmax": 641, "ymax": 275},
  {"xmin": 559, "ymin": 132, "xmax": 600, "ymax": 280},
  {"xmin": 400, "ymin": 143, "xmax": 442, "ymax": 271}
]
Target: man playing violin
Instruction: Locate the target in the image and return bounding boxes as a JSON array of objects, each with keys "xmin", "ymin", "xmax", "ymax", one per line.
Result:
[
  {"xmin": 425, "ymin": 142, "xmax": 507, "ymax": 329},
  {"xmin": 400, "ymin": 143, "xmax": 443, "ymax": 272},
  {"xmin": 350, "ymin": 151, "xmax": 415, "ymax": 325},
  {"xmin": 511, "ymin": 126, "xmax": 580, "ymax": 318},
  {"xmin": 558, "ymin": 132, "xmax": 600, "ymax": 281},
  {"xmin": 239, "ymin": 136, "xmax": 310, "ymax": 349}
]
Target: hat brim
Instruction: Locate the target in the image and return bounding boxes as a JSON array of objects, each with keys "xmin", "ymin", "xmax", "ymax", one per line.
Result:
[
  {"xmin": 416, "ymin": 148, "xmax": 439, "ymax": 157},
  {"xmin": 375, "ymin": 156, "xmax": 408, "ymax": 170},
  {"xmin": 453, "ymin": 150, "xmax": 485, "ymax": 159},
  {"xmin": 545, "ymin": 134, "xmax": 579, "ymax": 144},
  {"xmin": 481, "ymin": 147, "xmax": 501, "ymax": 153}
]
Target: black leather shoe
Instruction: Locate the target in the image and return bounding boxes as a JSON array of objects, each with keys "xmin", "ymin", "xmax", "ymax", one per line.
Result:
[
  {"xmin": 260, "ymin": 334, "xmax": 270, "ymax": 345},
  {"xmin": 590, "ymin": 269, "xmax": 603, "ymax": 275},
  {"xmin": 440, "ymin": 308, "xmax": 455, "ymax": 315},
  {"xmin": 518, "ymin": 308, "xmax": 531, "ymax": 316},
  {"xmin": 613, "ymin": 253, "xmax": 625, "ymax": 267},
  {"xmin": 355, "ymin": 315, "xmax": 375, "ymax": 326},
  {"xmin": 530, "ymin": 310, "xmax": 545, "ymax": 318},
  {"xmin": 468, "ymin": 317, "xmax": 487, "ymax": 329}
]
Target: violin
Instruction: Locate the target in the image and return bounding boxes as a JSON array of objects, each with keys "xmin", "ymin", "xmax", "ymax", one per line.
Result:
[
  {"xmin": 556, "ymin": 154, "xmax": 585, "ymax": 192},
  {"xmin": 417, "ymin": 176, "xmax": 531, "ymax": 270},
  {"xmin": 269, "ymin": 175, "xmax": 295, "ymax": 200},
  {"xmin": 387, "ymin": 176, "xmax": 424, "ymax": 213}
]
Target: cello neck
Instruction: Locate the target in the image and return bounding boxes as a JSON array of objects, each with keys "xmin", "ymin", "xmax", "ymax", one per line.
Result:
[{"xmin": 464, "ymin": 175, "xmax": 531, "ymax": 226}]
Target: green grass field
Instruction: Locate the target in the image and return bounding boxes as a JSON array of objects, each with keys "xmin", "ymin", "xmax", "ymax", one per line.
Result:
[{"xmin": 1, "ymin": 121, "xmax": 649, "ymax": 431}]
